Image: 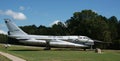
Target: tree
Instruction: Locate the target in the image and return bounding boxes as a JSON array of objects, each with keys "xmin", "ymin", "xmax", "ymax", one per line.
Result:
[
  {"xmin": 52, "ymin": 22, "xmax": 67, "ymax": 35},
  {"xmin": 20, "ymin": 25, "xmax": 37, "ymax": 34},
  {"xmin": 118, "ymin": 21, "xmax": 120, "ymax": 38},
  {"xmin": 0, "ymin": 34, "xmax": 8, "ymax": 43},
  {"xmin": 37, "ymin": 25, "xmax": 54, "ymax": 35},
  {"xmin": 108, "ymin": 16, "xmax": 118, "ymax": 40},
  {"xmin": 65, "ymin": 10, "xmax": 113, "ymax": 49},
  {"xmin": 66, "ymin": 10, "xmax": 111, "ymax": 42}
]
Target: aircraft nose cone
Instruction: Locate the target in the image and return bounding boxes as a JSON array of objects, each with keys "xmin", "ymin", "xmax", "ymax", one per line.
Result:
[{"xmin": 89, "ymin": 40, "xmax": 94, "ymax": 42}]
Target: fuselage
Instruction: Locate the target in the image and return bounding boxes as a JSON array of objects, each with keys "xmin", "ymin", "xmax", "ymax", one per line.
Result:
[
  {"xmin": 5, "ymin": 19, "xmax": 94, "ymax": 48},
  {"xmin": 9, "ymin": 35, "xmax": 94, "ymax": 48}
]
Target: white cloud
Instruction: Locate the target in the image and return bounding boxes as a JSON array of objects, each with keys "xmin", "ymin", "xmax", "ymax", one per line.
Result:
[
  {"xmin": 5, "ymin": 10, "xmax": 27, "ymax": 20},
  {"xmin": 50, "ymin": 20, "xmax": 67, "ymax": 27},
  {"xmin": 19, "ymin": 6, "xmax": 25, "ymax": 10},
  {"xmin": 0, "ymin": 10, "xmax": 27, "ymax": 20},
  {"xmin": 50, "ymin": 20, "xmax": 60, "ymax": 26},
  {"xmin": 0, "ymin": 30, "xmax": 7, "ymax": 35}
]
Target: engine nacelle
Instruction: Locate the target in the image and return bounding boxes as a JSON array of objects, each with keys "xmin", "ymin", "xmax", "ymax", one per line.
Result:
[{"xmin": 19, "ymin": 38, "xmax": 46, "ymax": 45}]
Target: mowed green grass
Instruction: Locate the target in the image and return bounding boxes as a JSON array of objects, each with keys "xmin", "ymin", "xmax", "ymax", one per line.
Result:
[
  {"xmin": 0, "ymin": 54, "xmax": 11, "ymax": 61},
  {"xmin": 0, "ymin": 44, "xmax": 120, "ymax": 61}
]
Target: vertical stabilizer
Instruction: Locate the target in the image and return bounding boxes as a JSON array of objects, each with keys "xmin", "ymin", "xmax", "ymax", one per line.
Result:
[{"xmin": 4, "ymin": 19, "xmax": 27, "ymax": 35}]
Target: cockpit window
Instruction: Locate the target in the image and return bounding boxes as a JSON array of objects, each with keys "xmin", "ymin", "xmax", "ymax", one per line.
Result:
[
  {"xmin": 84, "ymin": 37, "xmax": 86, "ymax": 39},
  {"xmin": 79, "ymin": 36, "xmax": 91, "ymax": 40},
  {"xmin": 83, "ymin": 36, "xmax": 91, "ymax": 39},
  {"xmin": 79, "ymin": 37, "xmax": 82, "ymax": 39}
]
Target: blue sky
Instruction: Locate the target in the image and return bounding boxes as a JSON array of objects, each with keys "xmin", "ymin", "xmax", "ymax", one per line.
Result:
[{"xmin": 0, "ymin": 0, "xmax": 120, "ymax": 33}]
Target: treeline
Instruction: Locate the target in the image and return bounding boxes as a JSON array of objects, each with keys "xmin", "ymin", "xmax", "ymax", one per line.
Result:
[
  {"xmin": 0, "ymin": 34, "xmax": 8, "ymax": 43},
  {"xmin": 0, "ymin": 10, "xmax": 120, "ymax": 49}
]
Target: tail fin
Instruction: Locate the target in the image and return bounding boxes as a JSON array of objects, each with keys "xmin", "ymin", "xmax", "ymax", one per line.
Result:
[{"xmin": 4, "ymin": 19, "xmax": 27, "ymax": 35}]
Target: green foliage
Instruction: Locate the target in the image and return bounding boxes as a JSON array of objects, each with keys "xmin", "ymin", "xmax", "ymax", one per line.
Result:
[
  {"xmin": 117, "ymin": 21, "xmax": 120, "ymax": 38},
  {"xmin": 37, "ymin": 25, "xmax": 54, "ymax": 35},
  {"xmin": 20, "ymin": 25, "xmax": 37, "ymax": 34},
  {"xmin": 66, "ymin": 10, "xmax": 119, "ymax": 49},
  {"xmin": 52, "ymin": 22, "xmax": 68, "ymax": 35},
  {"xmin": 111, "ymin": 39, "xmax": 120, "ymax": 49},
  {"xmin": 0, "ymin": 34, "xmax": 8, "ymax": 43},
  {"xmin": 66, "ymin": 10, "xmax": 110, "ymax": 41},
  {"xmin": 108, "ymin": 16, "xmax": 118, "ymax": 40}
]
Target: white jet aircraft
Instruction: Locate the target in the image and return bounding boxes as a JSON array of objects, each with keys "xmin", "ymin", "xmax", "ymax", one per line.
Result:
[{"xmin": 4, "ymin": 19, "xmax": 94, "ymax": 50}]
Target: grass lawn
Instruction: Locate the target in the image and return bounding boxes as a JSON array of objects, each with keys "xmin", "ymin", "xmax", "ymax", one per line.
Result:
[
  {"xmin": 0, "ymin": 44, "xmax": 120, "ymax": 61},
  {"xmin": 0, "ymin": 54, "xmax": 11, "ymax": 61}
]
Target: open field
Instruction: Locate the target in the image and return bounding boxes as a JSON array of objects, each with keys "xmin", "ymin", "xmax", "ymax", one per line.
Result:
[
  {"xmin": 0, "ymin": 54, "xmax": 11, "ymax": 61},
  {"xmin": 0, "ymin": 44, "xmax": 120, "ymax": 61}
]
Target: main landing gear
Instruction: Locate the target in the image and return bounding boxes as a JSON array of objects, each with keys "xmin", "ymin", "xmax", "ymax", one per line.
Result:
[{"xmin": 44, "ymin": 41, "xmax": 51, "ymax": 50}]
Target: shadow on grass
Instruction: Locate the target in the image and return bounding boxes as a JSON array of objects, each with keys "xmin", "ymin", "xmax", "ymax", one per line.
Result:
[
  {"xmin": 10, "ymin": 50, "xmax": 41, "ymax": 51},
  {"xmin": 9, "ymin": 48, "xmax": 86, "ymax": 51},
  {"xmin": 52, "ymin": 48, "xmax": 84, "ymax": 51},
  {"xmin": 9, "ymin": 48, "xmax": 43, "ymax": 51}
]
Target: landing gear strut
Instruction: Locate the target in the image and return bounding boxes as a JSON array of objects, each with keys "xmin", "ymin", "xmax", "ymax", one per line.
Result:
[
  {"xmin": 83, "ymin": 48, "xmax": 86, "ymax": 51},
  {"xmin": 44, "ymin": 41, "xmax": 51, "ymax": 50},
  {"xmin": 90, "ymin": 45, "xmax": 93, "ymax": 50}
]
